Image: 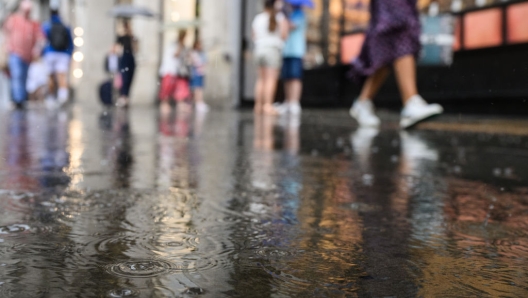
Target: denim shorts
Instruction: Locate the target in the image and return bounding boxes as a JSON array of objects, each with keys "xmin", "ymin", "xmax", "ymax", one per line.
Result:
[
  {"xmin": 281, "ymin": 57, "xmax": 303, "ymax": 80},
  {"xmin": 191, "ymin": 75, "xmax": 204, "ymax": 89}
]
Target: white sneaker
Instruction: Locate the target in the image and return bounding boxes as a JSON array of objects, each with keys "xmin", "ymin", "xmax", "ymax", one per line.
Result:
[
  {"xmin": 288, "ymin": 103, "xmax": 302, "ymax": 116},
  {"xmin": 350, "ymin": 99, "xmax": 381, "ymax": 127},
  {"xmin": 57, "ymin": 96, "xmax": 68, "ymax": 107},
  {"xmin": 195, "ymin": 102, "xmax": 210, "ymax": 113},
  {"xmin": 273, "ymin": 102, "xmax": 289, "ymax": 115},
  {"xmin": 400, "ymin": 95, "xmax": 443, "ymax": 129},
  {"xmin": 45, "ymin": 96, "xmax": 58, "ymax": 110}
]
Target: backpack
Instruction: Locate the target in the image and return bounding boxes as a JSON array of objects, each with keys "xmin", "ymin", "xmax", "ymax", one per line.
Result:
[{"xmin": 49, "ymin": 23, "xmax": 70, "ymax": 51}]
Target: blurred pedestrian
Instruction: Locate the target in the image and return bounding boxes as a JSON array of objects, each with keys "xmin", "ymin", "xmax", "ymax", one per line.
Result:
[
  {"xmin": 26, "ymin": 57, "xmax": 48, "ymax": 101},
  {"xmin": 276, "ymin": 3, "xmax": 307, "ymax": 116},
  {"xmin": 42, "ymin": 6, "xmax": 74, "ymax": 108},
  {"xmin": 158, "ymin": 30, "xmax": 191, "ymax": 114},
  {"xmin": 115, "ymin": 19, "xmax": 138, "ymax": 108},
  {"xmin": 349, "ymin": 0, "xmax": 443, "ymax": 129},
  {"xmin": 2, "ymin": 0, "xmax": 44, "ymax": 109},
  {"xmin": 252, "ymin": 0, "xmax": 289, "ymax": 115},
  {"xmin": 190, "ymin": 39, "xmax": 209, "ymax": 113}
]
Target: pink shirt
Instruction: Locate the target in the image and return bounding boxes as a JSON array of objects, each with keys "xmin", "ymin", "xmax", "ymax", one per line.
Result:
[{"xmin": 3, "ymin": 14, "xmax": 43, "ymax": 63}]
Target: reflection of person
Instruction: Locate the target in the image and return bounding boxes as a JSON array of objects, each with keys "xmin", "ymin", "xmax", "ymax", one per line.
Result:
[
  {"xmin": 42, "ymin": 6, "xmax": 74, "ymax": 108},
  {"xmin": 277, "ymin": 4, "xmax": 306, "ymax": 116},
  {"xmin": 252, "ymin": 0, "xmax": 288, "ymax": 115},
  {"xmin": 2, "ymin": 0, "xmax": 44, "ymax": 109},
  {"xmin": 115, "ymin": 19, "xmax": 138, "ymax": 108},
  {"xmin": 349, "ymin": 0, "xmax": 443, "ymax": 129}
]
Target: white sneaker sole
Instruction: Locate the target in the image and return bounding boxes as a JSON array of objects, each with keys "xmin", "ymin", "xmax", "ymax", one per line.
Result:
[
  {"xmin": 349, "ymin": 107, "xmax": 380, "ymax": 128},
  {"xmin": 400, "ymin": 106, "xmax": 443, "ymax": 129}
]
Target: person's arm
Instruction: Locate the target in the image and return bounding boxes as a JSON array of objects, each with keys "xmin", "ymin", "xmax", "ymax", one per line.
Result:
[
  {"xmin": 67, "ymin": 27, "xmax": 74, "ymax": 55},
  {"xmin": 279, "ymin": 16, "xmax": 289, "ymax": 41},
  {"xmin": 2, "ymin": 16, "xmax": 12, "ymax": 37},
  {"xmin": 32, "ymin": 23, "xmax": 45, "ymax": 61},
  {"xmin": 115, "ymin": 36, "xmax": 123, "ymax": 55},
  {"xmin": 132, "ymin": 36, "xmax": 139, "ymax": 54}
]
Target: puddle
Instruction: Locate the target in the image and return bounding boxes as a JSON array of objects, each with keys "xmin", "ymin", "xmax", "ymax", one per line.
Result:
[{"xmin": 0, "ymin": 110, "xmax": 527, "ymax": 296}]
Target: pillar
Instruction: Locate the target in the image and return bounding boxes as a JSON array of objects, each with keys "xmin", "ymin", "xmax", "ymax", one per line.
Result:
[{"xmin": 200, "ymin": 0, "xmax": 242, "ymax": 109}]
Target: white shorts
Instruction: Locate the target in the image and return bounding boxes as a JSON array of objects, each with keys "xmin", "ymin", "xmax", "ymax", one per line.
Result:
[
  {"xmin": 44, "ymin": 52, "xmax": 71, "ymax": 74},
  {"xmin": 254, "ymin": 47, "xmax": 282, "ymax": 69}
]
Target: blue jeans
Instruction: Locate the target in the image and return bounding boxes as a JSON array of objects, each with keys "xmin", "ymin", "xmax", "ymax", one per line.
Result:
[{"xmin": 8, "ymin": 54, "xmax": 30, "ymax": 104}]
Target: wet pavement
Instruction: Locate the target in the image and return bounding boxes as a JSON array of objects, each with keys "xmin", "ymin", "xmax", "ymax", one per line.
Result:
[{"xmin": 0, "ymin": 105, "xmax": 528, "ymax": 297}]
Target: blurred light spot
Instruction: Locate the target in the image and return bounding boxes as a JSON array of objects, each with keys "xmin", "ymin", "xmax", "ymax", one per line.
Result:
[
  {"xmin": 73, "ymin": 69, "xmax": 83, "ymax": 78},
  {"xmin": 74, "ymin": 37, "xmax": 84, "ymax": 47},
  {"xmin": 171, "ymin": 12, "xmax": 180, "ymax": 22},
  {"xmin": 73, "ymin": 52, "xmax": 84, "ymax": 62},
  {"xmin": 74, "ymin": 27, "xmax": 84, "ymax": 36}
]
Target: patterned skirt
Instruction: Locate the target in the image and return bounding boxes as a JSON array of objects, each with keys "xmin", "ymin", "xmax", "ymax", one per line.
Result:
[{"xmin": 349, "ymin": 0, "xmax": 422, "ymax": 83}]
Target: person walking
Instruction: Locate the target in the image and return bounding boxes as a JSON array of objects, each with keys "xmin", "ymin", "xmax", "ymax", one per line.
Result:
[
  {"xmin": 277, "ymin": 3, "xmax": 307, "ymax": 116},
  {"xmin": 252, "ymin": 0, "xmax": 289, "ymax": 115},
  {"xmin": 158, "ymin": 30, "xmax": 191, "ymax": 114},
  {"xmin": 115, "ymin": 19, "xmax": 138, "ymax": 108},
  {"xmin": 42, "ymin": 6, "xmax": 74, "ymax": 108},
  {"xmin": 190, "ymin": 39, "xmax": 209, "ymax": 113},
  {"xmin": 2, "ymin": 0, "xmax": 43, "ymax": 109},
  {"xmin": 349, "ymin": 0, "xmax": 443, "ymax": 129}
]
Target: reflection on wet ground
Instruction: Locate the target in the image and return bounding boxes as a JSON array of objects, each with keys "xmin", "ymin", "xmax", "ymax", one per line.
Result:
[{"xmin": 0, "ymin": 106, "xmax": 528, "ymax": 297}]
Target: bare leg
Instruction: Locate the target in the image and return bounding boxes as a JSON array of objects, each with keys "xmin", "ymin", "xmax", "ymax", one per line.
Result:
[
  {"xmin": 393, "ymin": 55, "xmax": 418, "ymax": 104},
  {"xmin": 287, "ymin": 79, "xmax": 302, "ymax": 104},
  {"xmin": 193, "ymin": 88, "xmax": 204, "ymax": 104},
  {"xmin": 254, "ymin": 67, "xmax": 265, "ymax": 114},
  {"xmin": 48, "ymin": 74, "xmax": 56, "ymax": 97},
  {"xmin": 262, "ymin": 67, "xmax": 279, "ymax": 115},
  {"xmin": 284, "ymin": 80, "xmax": 292, "ymax": 102},
  {"xmin": 56, "ymin": 72, "xmax": 69, "ymax": 102},
  {"xmin": 358, "ymin": 67, "xmax": 390, "ymax": 101}
]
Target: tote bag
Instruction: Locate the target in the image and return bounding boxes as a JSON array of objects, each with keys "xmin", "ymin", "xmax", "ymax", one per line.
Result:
[{"xmin": 419, "ymin": 14, "xmax": 456, "ymax": 66}]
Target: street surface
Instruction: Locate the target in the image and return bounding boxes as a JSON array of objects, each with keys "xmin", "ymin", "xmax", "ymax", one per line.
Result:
[{"xmin": 0, "ymin": 105, "xmax": 527, "ymax": 297}]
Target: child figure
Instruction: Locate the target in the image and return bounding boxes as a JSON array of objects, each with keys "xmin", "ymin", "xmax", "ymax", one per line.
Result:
[
  {"xmin": 190, "ymin": 39, "xmax": 209, "ymax": 113},
  {"xmin": 26, "ymin": 58, "xmax": 49, "ymax": 102},
  {"xmin": 159, "ymin": 30, "xmax": 191, "ymax": 115}
]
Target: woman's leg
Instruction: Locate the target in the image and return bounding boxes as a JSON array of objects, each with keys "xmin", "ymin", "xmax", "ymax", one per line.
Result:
[
  {"xmin": 358, "ymin": 66, "xmax": 390, "ymax": 101},
  {"xmin": 262, "ymin": 67, "xmax": 280, "ymax": 115},
  {"xmin": 254, "ymin": 67, "xmax": 265, "ymax": 114},
  {"xmin": 393, "ymin": 55, "xmax": 418, "ymax": 104},
  {"xmin": 159, "ymin": 75, "xmax": 174, "ymax": 115}
]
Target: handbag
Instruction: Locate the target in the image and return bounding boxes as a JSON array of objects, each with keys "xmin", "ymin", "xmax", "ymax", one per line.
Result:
[{"xmin": 419, "ymin": 14, "xmax": 455, "ymax": 66}]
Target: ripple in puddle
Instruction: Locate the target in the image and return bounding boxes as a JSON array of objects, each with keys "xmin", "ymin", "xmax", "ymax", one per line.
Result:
[
  {"xmin": 183, "ymin": 287, "xmax": 205, "ymax": 295},
  {"xmin": 0, "ymin": 224, "xmax": 30, "ymax": 235},
  {"xmin": 255, "ymin": 248, "xmax": 299, "ymax": 259},
  {"xmin": 106, "ymin": 260, "xmax": 174, "ymax": 278},
  {"xmin": 106, "ymin": 257, "xmax": 221, "ymax": 278},
  {"xmin": 107, "ymin": 288, "xmax": 139, "ymax": 297}
]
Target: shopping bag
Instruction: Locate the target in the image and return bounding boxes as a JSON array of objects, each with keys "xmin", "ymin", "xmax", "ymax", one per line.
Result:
[{"xmin": 419, "ymin": 14, "xmax": 455, "ymax": 66}]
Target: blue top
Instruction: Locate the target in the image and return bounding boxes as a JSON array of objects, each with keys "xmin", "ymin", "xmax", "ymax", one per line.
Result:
[
  {"xmin": 42, "ymin": 15, "xmax": 74, "ymax": 56},
  {"xmin": 283, "ymin": 9, "xmax": 307, "ymax": 58}
]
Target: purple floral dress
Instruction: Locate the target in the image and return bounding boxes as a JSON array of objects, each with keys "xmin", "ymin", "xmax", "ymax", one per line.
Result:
[{"xmin": 350, "ymin": 0, "xmax": 421, "ymax": 83}]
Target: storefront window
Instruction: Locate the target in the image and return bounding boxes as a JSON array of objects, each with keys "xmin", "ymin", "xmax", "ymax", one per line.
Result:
[
  {"xmin": 343, "ymin": 0, "xmax": 370, "ymax": 33},
  {"xmin": 162, "ymin": 0, "xmax": 197, "ymax": 48},
  {"xmin": 305, "ymin": 0, "xmax": 324, "ymax": 69}
]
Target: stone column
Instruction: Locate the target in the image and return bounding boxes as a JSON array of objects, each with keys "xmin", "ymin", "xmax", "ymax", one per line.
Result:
[
  {"xmin": 200, "ymin": 0, "xmax": 242, "ymax": 109},
  {"xmin": 130, "ymin": 0, "xmax": 162, "ymax": 106},
  {"xmin": 73, "ymin": 0, "xmax": 115, "ymax": 105}
]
